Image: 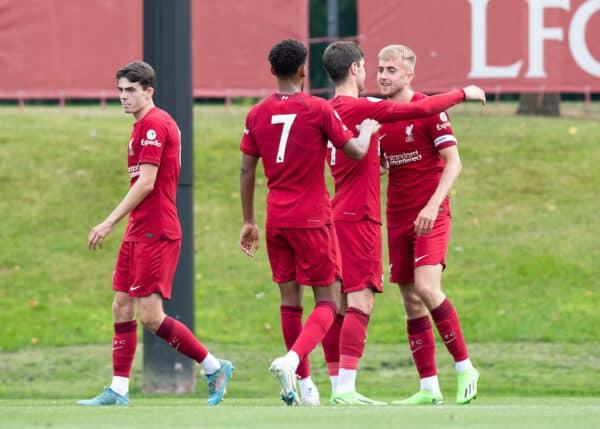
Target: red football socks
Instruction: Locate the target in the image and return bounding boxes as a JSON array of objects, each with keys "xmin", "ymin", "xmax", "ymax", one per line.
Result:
[
  {"xmin": 112, "ymin": 320, "xmax": 137, "ymax": 377},
  {"xmin": 339, "ymin": 307, "xmax": 370, "ymax": 370},
  {"xmin": 322, "ymin": 313, "xmax": 344, "ymax": 376},
  {"xmin": 407, "ymin": 315, "xmax": 437, "ymax": 378},
  {"xmin": 291, "ymin": 301, "xmax": 337, "ymax": 361},
  {"xmin": 431, "ymin": 299, "xmax": 469, "ymax": 362},
  {"xmin": 280, "ymin": 305, "xmax": 311, "ymax": 379},
  {"xmin": 156, "ymin": 316, "xmax": 208, "ymax": 363}
]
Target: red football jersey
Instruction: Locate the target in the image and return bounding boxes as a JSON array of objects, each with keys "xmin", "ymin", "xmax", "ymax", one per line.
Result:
[
  {"xmin": 326, "ymin": 90, "xmax": 464, "ymax": 223},
  {"xmin": 240, "ymin": 92, "xmax": 353, "ymax": 228},
  {"xmin": 380, "ymin": 92, "xmax": 457, "ymax": 226},
  {"xmin": 124, "ymin": 107, "xmax": 182, "ymax": 242}
]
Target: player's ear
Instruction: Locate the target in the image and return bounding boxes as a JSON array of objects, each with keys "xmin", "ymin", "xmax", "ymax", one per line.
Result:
[
  {"xmin": 146, "ymin": 86, "xmax": 155, "ymax": 98},
  {"xmin": 271, "ymin": 66, "xmax": 277, "ymax": 76},
  {"xmin": 297, "ymin": 64, "xmax": 306, "ymax": 79}
]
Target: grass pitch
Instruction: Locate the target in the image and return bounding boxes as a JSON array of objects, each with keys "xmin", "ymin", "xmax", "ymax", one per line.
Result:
[
  {"xmin": 3, "ymin": 341, "xmax": 600, "ymax": 399},
  {"xmin": 2, "ymin": 397, "xmax": 600, "ymax": 429},
  {"xmin": 1, "ymin": 102, "xmax": 600, "ymax": 412}
]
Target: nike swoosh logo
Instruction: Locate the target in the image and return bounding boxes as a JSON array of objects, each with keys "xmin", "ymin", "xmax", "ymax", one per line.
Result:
[
  {"xmin": 112, "ymin": 346, "xmax": 125, "ymax": 351},
  {"xmin": 414, "ymin": 255, "xmax": 428, "ymax": 263},
  {"xmin": 130, "ymin": 285, "xmax": 142, "ymax": 291}
]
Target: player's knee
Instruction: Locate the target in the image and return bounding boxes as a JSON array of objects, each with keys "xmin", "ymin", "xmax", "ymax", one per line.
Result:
[
  {"xmin": 360, "ymin": 299, "xmax": 374, "ymax": 315},
  {"xmin": 279, "ymin": 281, "xmax": 303, "ymax": 306},
  {"xmin": 415, "ymin": 286, "xmax": 445, "ymax": 310},
  {"xmin": 112, "ymin": 297, "xmax": 135, "ymax": 321},
  {"xmin": 400, "ymin": 289, "xmax": 426, "ymax": 316},
  {"xmin": 403, "ymin": 298, "xmax": 426, "ymax": 317},
  {"xmin": 139, "ymin": 311, "xmax": 163, "ymax": 333},
  {"xmin": 348, "ymin": 291, "xmax": 374, "ymax": 315},
  {"xmin": 349, "ymin": 301, "xmax": 373, "ymax": 315}
]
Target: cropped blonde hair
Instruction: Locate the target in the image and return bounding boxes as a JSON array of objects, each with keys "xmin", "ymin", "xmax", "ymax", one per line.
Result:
[{"xmin": 378, "ymin": 45, "xmax": 416, "ymax": 73}]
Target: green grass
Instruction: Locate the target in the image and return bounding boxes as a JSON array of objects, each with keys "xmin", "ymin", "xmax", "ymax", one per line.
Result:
[
  {"xmin": 1, "ymin": 102, "xmax": 600, "ymax": 400},
  {"xmin": 2, "ymin": 341, "xmax": 600, "ymax": 399},
  {"xmin": 2, "ymin": 397, "xmax": 600, "ymax": 429},
  {"xmin": 199, "ymin": 103, "xmax": 599, "ymax": 347}
]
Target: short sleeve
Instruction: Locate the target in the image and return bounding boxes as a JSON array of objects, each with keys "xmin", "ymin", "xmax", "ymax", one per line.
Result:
[
  {"xmin": 322, "ymin": 103, "xmax": 353, "ymax": 148},
  {"xmin": 240, "ymin": 109, "xmax": 260, "ymax": 157},
  {"xmin": 138, "ymin": 119, "xmax": 168, "ymax": 166},
  {"xmin": 428, "ymin": 111, "xmax": 457, "ymax": 151}
]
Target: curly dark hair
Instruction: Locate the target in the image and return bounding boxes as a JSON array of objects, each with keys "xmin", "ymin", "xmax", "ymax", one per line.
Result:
[
  {"xmin": 116, "ymin": 61, "xmax": 156, "ymax": 90},
  {"xmin": 268, "ymin": 39, "xmax": 307, "ymax": 77},
  {"xmin": 322, "ymin": 41, "xmax": 364, "ymax": 84}
]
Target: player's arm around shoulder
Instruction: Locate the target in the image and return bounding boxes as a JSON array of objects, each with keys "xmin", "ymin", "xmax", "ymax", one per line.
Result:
[{"xmin": 341, "ymin": 118, "xmax": 381, "ymax": 160}]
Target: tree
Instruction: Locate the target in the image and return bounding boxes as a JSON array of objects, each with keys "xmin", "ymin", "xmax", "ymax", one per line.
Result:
[{"xmin": 516, "ymin": 93, "xmax": 561, "ymax": 116}]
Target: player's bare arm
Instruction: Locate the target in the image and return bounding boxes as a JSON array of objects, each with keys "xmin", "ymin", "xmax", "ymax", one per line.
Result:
[
  {"xmin": 239, "ymin": 153, "xmax": 260, "ymax": 257},
  {"xmin": 414, "ymin": 146, "xmax": 462, "ymax": 235},
  {"xmin": 88, "ymin": 163, "xmax": 158, "ymax": 250},
  {"xmin": 341, "ymin": 118, "xmax": 381, "ymax": 160}
]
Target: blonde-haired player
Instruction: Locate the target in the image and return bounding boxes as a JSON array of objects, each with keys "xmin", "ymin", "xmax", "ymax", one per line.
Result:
[{"xmin": 378, "ymin": 45, "xmax": 480, "ymax": 405}]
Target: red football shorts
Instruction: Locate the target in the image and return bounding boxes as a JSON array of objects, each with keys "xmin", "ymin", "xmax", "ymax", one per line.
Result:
[
  {"xmin": 335, "ymin": 219, "xmax": 383, "ymax": 293},
  {"xmin": 266, "ymin": 224, "xmax": 341, "ymax": 286},
  {"xmin": 387, "ymin": 212, "xmax": 451, "ymax": 284},
  {"xmin": 113, "ymin": 239, "xmax": 181, "ymax": 299}
]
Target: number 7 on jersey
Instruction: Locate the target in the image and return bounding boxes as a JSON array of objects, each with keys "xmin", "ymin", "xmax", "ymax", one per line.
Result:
[{"xmin": 271, "ymin": 114, "xmax": 297, "ymax": 163}]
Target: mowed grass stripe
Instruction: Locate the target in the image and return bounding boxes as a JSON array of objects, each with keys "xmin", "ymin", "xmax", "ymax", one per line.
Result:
[
  {"xmin": 2, "ymin": 398, "xmax": 600, "ymax": 429},
  {"xmin": 3, "ymin": 342, "xmax": 600, "ymax": 399}
]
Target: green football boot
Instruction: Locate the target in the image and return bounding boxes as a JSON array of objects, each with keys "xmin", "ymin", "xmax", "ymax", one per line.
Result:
[
  {"xmin": 456, "ymin": 368, "xmax": 479, "ymax": 404},
  {"xmin": 391, "ymin": 389, "xmax": 443, "ymax": 405}
]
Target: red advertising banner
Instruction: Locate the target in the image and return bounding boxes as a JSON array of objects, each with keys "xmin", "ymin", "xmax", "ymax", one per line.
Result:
[
  {"xmin": 0, "ymin": 0, "xmax": 308, "ymax": 100},
  {"xmin": 0, "ymin": 0, "xmax": 142, "ymax": 99},
  {"xmin": 358, "ymin": 0, "xmax": 600, "ymax": 93},
  {"xmin": 192, "ymin": 0, "xmax": 308, "ymax": 98}
]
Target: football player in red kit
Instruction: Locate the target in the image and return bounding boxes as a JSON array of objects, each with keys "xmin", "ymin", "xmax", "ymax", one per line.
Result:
[
  {"xmin": 239, "ymin": 39, "xmax": 381, "ymax": 406},
  {"xmin": 320, "ymin": 41, "xmax": 485, "ymax": 405},
  {"xmin": 378, "ymin": 44, "xmax": 480, "ymax": 405},
  {"xmin": 78, "ymin": 61, "xmax": 233, "ymax": 407}
]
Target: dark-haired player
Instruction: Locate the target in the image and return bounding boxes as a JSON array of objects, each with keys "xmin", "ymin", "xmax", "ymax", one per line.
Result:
[
  {"xmin": 320, "ymin": 41, "xmax": 485, "ymax": 405},
  {"xmin": 239, "ymin": 39, "xmax": 380, "ymax": 406},
  {"xmin": 78, "ymin": 61, "xmax": 233, "ymax": 407}
]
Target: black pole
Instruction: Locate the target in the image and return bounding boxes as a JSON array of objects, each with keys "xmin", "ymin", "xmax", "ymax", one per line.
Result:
[
  {"xmin": 142, "ymin": 0, "xmax": 195, "ymax": 393},
  {"xmin": 327, "ymin": 0, "xmax": 338, "ymax": 98}
]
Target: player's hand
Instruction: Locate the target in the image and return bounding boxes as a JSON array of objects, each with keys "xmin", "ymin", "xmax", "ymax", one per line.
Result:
[
  {"xmin": 356, "ymin": 118, "xmax": 381, "ymax": 136},
  {"xmin": 414, "ymin": 203, "xmax": 439, "ymax": 235},
  {"xmin": 240, "ymin": 223, "xmax": 259, "ymax": 257},
  {"xmin": 380, "ymin": 152, "xmax": 389, "ymax": 172},
  {"xmin": 462, "ymin": 85, "xmax": 486, "ymax": 105},
  {"xmin": 88, "ymin": 220, "xmax": 114, "ymax": 250}
]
